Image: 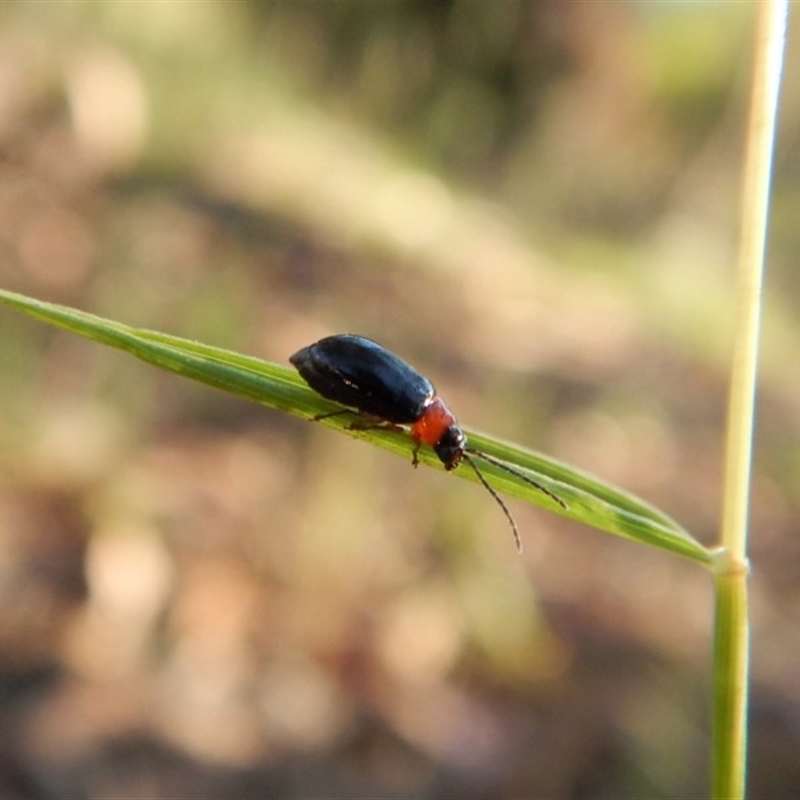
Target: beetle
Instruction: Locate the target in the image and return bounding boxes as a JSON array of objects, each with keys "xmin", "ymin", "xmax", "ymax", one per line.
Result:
[{"xmin": 290, "ymin": 334, "xmax": 566, "ymax": 550}]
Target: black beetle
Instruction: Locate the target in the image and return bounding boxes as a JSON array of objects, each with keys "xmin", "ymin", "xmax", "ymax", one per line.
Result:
[{"xmin": 291, "ymin": 334, "xmax": 565, "ymax": 550}]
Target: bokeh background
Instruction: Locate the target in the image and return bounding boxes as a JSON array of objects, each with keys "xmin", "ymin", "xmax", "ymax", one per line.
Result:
[{"xmin": 1, "ymin": 2, "xmax": 799, "ymax": 798}]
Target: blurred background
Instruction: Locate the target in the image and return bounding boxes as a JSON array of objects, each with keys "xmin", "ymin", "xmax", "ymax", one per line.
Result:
[{"xmin": 0, "ymin": 2, "xmax": 798, "ymax": 798}]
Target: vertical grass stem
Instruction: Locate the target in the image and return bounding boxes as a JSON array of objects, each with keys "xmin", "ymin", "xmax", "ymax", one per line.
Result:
[{"xmin": 713, "ymin": 2, "xmax": 787, "ymax": 797}]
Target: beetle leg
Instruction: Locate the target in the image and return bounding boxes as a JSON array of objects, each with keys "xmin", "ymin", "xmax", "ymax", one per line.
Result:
[
  {"xmin": 310, "ymin": 408, "xmax": 409, "ymax": 450},
  {"xmin": 312, "ymin": 408, "xmax": 355, "ymax": 422},
  {"xmin": 411, "ymin": 436, "xmax": 422, "ymax": 467},
  {"xmin": 347, "ymin": 419, "xmax": 404, "ymax": 434},
  {"xmin": 314, "ymin": 409, "xmax": 404, "ymax": 435}
]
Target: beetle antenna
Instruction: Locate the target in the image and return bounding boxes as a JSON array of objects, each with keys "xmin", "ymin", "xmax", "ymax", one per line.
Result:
[
  {"xmin": 462, "ymin": 452, "xmax": 523, "ymax": 552},
  {"xmin": 466, "ymin": 449, "xmax": 568, "ymax": 511}
]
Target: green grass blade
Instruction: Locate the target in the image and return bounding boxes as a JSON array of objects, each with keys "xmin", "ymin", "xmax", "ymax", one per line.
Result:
[
  {"xmin": 712, "ymin": 571, "xmax": 750, "ymax": 800},
  {"xmin": 463, "ymin": 430, "xmax": 710, "ymax": 565},
  {"xmin": 0, "ymin": 288, "xmax": 710, "ymax": 565}
]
